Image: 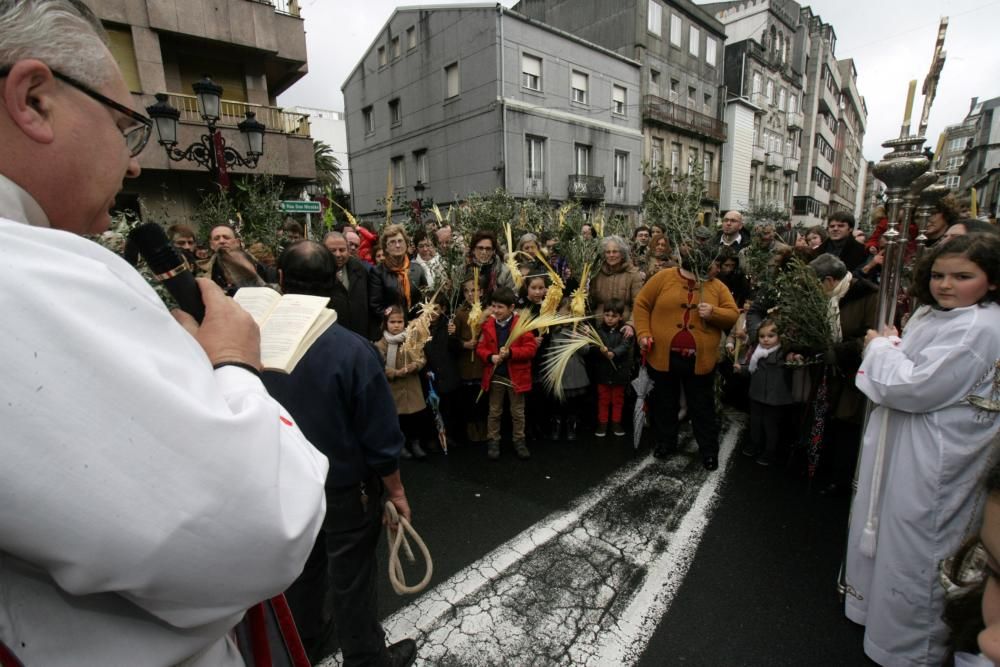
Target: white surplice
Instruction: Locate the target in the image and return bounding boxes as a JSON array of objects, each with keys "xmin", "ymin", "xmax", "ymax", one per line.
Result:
[
  {"xmin": 0, "ymin": 175, "xmax": 328, "ymax": 666},
  {"xmin": 845, "ymin": 302, "xmax": 1000, "ymax": 667}
]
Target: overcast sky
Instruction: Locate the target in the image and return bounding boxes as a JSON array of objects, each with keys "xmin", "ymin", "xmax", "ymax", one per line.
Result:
[{"xmin": 277, "ymin": 0, "xmax": 1000, "ymax": 163}]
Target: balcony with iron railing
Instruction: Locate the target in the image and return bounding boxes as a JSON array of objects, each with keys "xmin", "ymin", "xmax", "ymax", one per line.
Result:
[
  {"xmin": 752, "ymin": 144, "xmax": 766, "ymax": 165},
  {"xmin": 783, "ymin": 156, "xmax": 800, "ymax": 174},
  {"xmin": 244, "ymin": 0, "xmax": 300, "ymax": 17},
  {"xmin": 567, "ymin": 175, "xmax": 605, "ymax": 200},
  {"xmin": 704, "ymin": 180, "xmax": 720, "ymax": 202},
  {"xmin": 765, "ymin": 153, "xmax": 783, "ymax": 170},
  {"xmin": 164, "ymin": 93, "xmax": 310, "ymax": 136},
  {"xmin": 641, "ymin": 95, "xmax": 727, "ymax": 143},
  {"xmin": 787, "ymin": 110, "xmax": 804, "ymax": 130}
]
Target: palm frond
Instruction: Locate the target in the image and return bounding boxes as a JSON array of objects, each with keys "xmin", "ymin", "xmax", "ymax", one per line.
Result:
[
  {"xmin": 504, "ymin": 222, "xmax": 523, "ymax": 289},
  {"xmin": 540, "ymin": 325, "xmax": 605, "ymax": 401},
  {"xmin": 330, "ymin": 198, "xmax": 359, "ymax": 228},
  {"xmin": 431, "ymin": 203, "xmax": 444, "ymax": 225},
  {"xmin": 505, "ymin": 308, "xmax": 587, "ymax": 351}
]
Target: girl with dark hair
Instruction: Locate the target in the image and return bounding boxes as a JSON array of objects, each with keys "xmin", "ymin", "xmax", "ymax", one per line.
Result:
[{"xmin": 845, "ymin": 234, "xmax": 1000, "ymax": 666}]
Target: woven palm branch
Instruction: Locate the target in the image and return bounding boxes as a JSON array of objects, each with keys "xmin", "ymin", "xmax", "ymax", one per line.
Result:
[
  {"xmin": 401, "ymin": 300, "xmax": 434, "ymax": 359},
  {"xmin": 504, "ymin": 308, "xmax": 588, "ymax": 354},
  {"xmin": 431, "ymin": 203, "xmax": 444, "ymax": 225},
  {"xmin": 532, "ymin": 249, "xmax": 565, "ymax": 317},
  {"xmin": 540, "ymin": 324, "xmax": 606, "ymax": 401},
  {"xmin": 330, "ymin": 198, "xmax": 359, "ymax": 228},
  {"xmin": 570, "ymin": 263, "xmax": 592, "ymax": 318},
  {"xmin": 504, "ymin": 222, "xmax": 523, "ymax": 289}
]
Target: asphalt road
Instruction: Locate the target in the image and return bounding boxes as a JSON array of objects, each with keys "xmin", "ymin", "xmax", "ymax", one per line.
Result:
[{"xmin": 321, "ymin": 410, "xmax": 871, "ymax": 666}]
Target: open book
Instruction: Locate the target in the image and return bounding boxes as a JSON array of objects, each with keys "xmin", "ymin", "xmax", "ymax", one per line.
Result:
[{"xmin": 233, "ymin": 287, "xmax": 336, "ymax": 374}]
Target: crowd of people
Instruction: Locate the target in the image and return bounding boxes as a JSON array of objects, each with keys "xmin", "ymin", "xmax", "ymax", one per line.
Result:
[{"xmin": 4, "ymin": 2, "xmax": 1000, "ymax": 666}]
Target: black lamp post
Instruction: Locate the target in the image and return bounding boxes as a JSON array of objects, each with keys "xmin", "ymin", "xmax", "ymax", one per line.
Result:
[
  {"xmin": 146, "ymin": 75, "xmax": 265, "ymax": 186},
  {"xmin": 410, "ymin": 180, "xmax": 431, "ymax": 225}
]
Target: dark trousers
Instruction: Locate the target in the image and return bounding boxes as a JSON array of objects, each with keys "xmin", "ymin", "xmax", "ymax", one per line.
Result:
[
  {"xmin": 647, "ymin": 354, "xmax": 719, "ymax": 458},
  {"xmin": 749, "ymin": 400, "xmax": 786, "ymax": 457},
  {"xmin": 284, "ymin": 476, "xmax": 389, "ymax": 667}
]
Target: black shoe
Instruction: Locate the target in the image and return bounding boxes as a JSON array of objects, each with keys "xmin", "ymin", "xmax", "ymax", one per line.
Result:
[
  {"xmin": 755, "ymin": 454, "xmax": 773, "ymax": 467},
  {"xmin": 566, "ymin": 418, "xmax": 578, "ymax": 442},
  {"xmin": 549, "ymin": 418, "xmax": 563, "ymax": 441},
  {"xmin": 702, "ymin": 456, "xmax": 719, "ymax": 471},
  {"xmin": 399, "ymin": 447, "xmax": 413, "ymax": 460},
  {"xmin": 741, "ymin": 445, "xmax": 760, "ymax": 458},
  {"xmin": 408, "ymin": 440, "xmax": 428, "ymax": 460},
  {"xmin": 386, "ymin": 638, "xmax": 417, "ymax": 667},
  {"xmin": 653, "ymin": 445, "xmax": 674, "ymax": 459}
]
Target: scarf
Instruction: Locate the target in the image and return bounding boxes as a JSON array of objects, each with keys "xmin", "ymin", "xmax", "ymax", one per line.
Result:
[
  {"xmin": 474, "ymin": 256, "xmax": 500, "ymax": 295},
  {"xmin": 383, "ymin": 330, "xmax": 407, "ymax": 370},
  {"xmin": 827, "ymin": 274, "xmax": 853, "ymax": 343},
  {"xmin": 748, "ymin": 344, "xmax": 780, "ymax": 373},
  {"xmin": 385, "ymin": 254, "xmax": 412, "ymax": 309}
]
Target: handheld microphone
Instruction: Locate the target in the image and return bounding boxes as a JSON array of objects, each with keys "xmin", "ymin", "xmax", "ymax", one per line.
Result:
[{"xmin": 129, "ymin": 222, "xmax": 206, "ymax": 323}]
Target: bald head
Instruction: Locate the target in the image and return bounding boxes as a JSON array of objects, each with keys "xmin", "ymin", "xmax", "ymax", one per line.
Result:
[{"xmin": 278, "ymin": 240, "xmax": 336, "ymax": 298}]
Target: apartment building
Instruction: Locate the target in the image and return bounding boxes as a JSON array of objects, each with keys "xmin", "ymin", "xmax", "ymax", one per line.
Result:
[
  {"xmin": 289, "ymin": 107, "xmax": 350, "ymax": 192},
  {"xmin": 342, "ymin": 5, "xmax": 644, "ymax": 219},
  {"xmin": 958, "ymin": 96, "xmax": 1000, "ymax": 218},
  {"xmin": 514, "ymin": 0, "xmax": 728, "ymax": 222},
  {"xmin": 707, "ymin": 0, "xmax": 805, "ymax": 214},
  {"xmin": 830, "ymin": 59, "xmax": 867, "ymax": 219},
  {"xmin": 933, "ymin": 117, "xmax": 978, "ymax": 192},
  {"xmin": 85, "ymin": 0, "xmax": 316, "ymax": 219}
]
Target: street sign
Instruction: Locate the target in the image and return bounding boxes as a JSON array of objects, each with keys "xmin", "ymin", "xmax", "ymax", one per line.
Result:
[{"xmin": 278, "ymin": 200, "xmax": 322, "ymax": 213}]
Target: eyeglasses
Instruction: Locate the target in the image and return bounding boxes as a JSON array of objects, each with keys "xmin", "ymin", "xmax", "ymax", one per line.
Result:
[{"xmin": 0, "ymin": 66, "xmax": 153, "ymax": 157}]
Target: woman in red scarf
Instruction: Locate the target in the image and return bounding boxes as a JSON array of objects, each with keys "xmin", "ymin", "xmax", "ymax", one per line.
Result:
[{"xmin": 368, "ymin": 224, "xmax": 428, "ymax": 320}]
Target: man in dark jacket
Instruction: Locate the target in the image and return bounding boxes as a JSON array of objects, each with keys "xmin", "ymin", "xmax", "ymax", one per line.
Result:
[
  {"xmin": 264, "ymin": 241, "xmax": 417, "ymax": 667},
  {"xmin": 817, "ymin": 211, "xmax": 868, "ymax": 272},
  {"xmin": 809, "ymin": 253, "xmax": 878, "ymax": 495},
  {"xmin": 324, "ymin": 231, "xmax": 377, "ymax": 340}
]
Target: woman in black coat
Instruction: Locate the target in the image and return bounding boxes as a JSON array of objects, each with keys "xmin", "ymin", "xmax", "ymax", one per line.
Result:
[{"xmin": 368, "ymin": 223, "xmax": 428, "ymax": 320}]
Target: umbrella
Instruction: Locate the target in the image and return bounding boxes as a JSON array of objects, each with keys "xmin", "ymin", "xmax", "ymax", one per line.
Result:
[
  {"xmin": 426, "ymin": 373, "xmax": 448, "ymax": 454},
  {"xmin": 630, "ymin": 351, "xmax": 654, "ymax": 450}
]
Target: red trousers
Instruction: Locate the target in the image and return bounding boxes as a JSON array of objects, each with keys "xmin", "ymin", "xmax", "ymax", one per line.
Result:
[{"xmin": 596, "ymin": 384, "xmax": 625, "ymax": 424}]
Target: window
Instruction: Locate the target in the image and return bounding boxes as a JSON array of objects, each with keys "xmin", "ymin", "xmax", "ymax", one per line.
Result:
[
  {"xmin": 670, "ymin": 14, "xmax": 682, "ymax": 47},
  {"xmin": 706, "ymin": 37, "xmax": 717, "ymax": 66},
  {"xmin": 526, "ymin": 136, "xmax": 545, "ymax": 180},
  {"xmin": 444, "ymin": 62, "xmax": 459, "ymax": 99},
  {"xmin": 765, "ymin": 80, "xmax": 774, "ymax": 105},
  {"xmin": 689, "ymin": 26, "xmax": 700, "ymax": 57},
  {"xmin": 778, "ymin": 88, "xmax": 786, "ymax": 111},
  {"xmin": 414, "ymin": 150, "xmax": 428, "ymax": 184},
  {"xmin": 751, "ymin": 72, "xmax": 762, "ymax": 96},
  {"xmin": 945, "ymin": 174, "xmax": 960, "ymax": 189},
  {"xmin": 614, "ymin": 151, "xmax": 628, "ymax": 189},
  {"xmin": 407, "ymin": 26, "xmax": 416, "ymax": 50},
  {"xmin": 522, "ymin": 54, "xmax": 542, "ymax": 91},
  {"xmin": 946, "ymin": 156, "xmax": 963, "ymax": 169},
  {"xmin": 648, "ymin": 1, "xmax": 662, "ymax": 36},
  {"xmin": 812, "ymin": 167, "xmax": 831, "ymax": 191},
  {"xmin": 106, "ymin": 27, "xmax": 141, "ymax": 93},
  {"xmin": 670, "ymin": 78, "xmax": 679, "ymax": 102},
  {"xmin": 671, "ymin": 142, "xmax": 681, "ymax": 174},
  {"xmin": 389, "ymin": 98, "xmax": 401, "ymax": 126},
  {"xmin": 789, "ymin": 94, "xmax": 798, "ymax": 113},
  {"xmin": 688, "ymin": 147, "xmax": 699, "ymax": 174},
  {"xmin": 613, "ymin": 85, "xmax": 627, "ymax": 115},
  {"xmin": 948, "ymin": 137, "xmax": 967, "ymax": 152},
  {"xmin": 704, "ymin": 93, "xmax": 712, "ymax": 114},
  {"xmin": 391, "ymin": 36, "xmax": 400, "ymax": 59},
  {"xmin": 814, "ymin": 135, "xmax": 835, "ymax": 162},
  {"xmin": 650, "ymin": 69, "xmax": 661, "ymax": 94},
  {"xmin": 703, "ymin": 151, "xmax": 713, "ymax": 178},
  {"xmin": 687, "ymin": 86, "xmax": 697, "ymax": 107},
  {"xmin": 651, "ymin": 138, "xmax": 664, "ymax": 165},
  {"xmin": 391, "ymin": 156, "xmax": 405, "ymax": 189},
  {"xmin": 571, "ymin": 71, "xmax": 588, "ymax": 104},
  {"xmin": 362, "ymin": 106, "xmax": 374, "ymax": 134},
  {"xmin": 377, "ymin": 46, "xmax": 386, "ymax": 67},
  {"xmin": 574, "ymin": 144, "xmax": 591, "ymax": 175}
]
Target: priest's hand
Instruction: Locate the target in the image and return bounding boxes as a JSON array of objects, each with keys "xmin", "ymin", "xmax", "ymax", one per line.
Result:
[{"xmin": 172, "ymin": 278, "xmax": 262, "ymax": 372}]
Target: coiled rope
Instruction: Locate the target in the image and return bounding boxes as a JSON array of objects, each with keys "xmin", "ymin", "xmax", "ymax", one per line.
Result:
[{"xmin": 385, "ymin": 502, "xmax": 433, "ymax": 595}]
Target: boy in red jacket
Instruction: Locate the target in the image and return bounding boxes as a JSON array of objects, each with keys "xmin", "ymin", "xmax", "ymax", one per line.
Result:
[{"xmin": 476, "ymin": 287, "xmax": 538, "ymax": 460}]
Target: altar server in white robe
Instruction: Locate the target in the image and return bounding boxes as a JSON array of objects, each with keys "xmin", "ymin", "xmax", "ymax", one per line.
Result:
[
  {"xmin": 0, "ymin": 2, "xmax": 327, "ymax": 666},
  {"xmin": 845, "ymin": 233, "xmax": 1000, "ymax": 667}
]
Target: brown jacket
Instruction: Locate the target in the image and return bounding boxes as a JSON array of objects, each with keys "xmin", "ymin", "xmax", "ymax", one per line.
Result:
[
  {"xmin": 589, "ymin": 262, "xmax": 644, "ymax": 323},
  {"xmin": 633, "ymin": 268, "xmax": 739, "ymax": 374},
  {"xmin": 452, "ymin": 304, "xmax": 485, "ymax": 382},
  {"xmin": 374, "ymin": 337, "xmax": 426, "ymax": 415}
]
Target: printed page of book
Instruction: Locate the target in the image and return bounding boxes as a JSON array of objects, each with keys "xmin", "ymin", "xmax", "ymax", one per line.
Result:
[
  {"xmin": 258, "ymin": 294, "xmax": 330, "ymax": 372},
  {"xmin": 233, "ymin": 287, "xmax": 283, "ymax": 327},
  {"xmin": 285, "ymin": 309, "xmax": 337, "ymax": 372}
]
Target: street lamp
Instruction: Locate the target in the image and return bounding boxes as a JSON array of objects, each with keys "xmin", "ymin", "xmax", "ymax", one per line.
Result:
[{"xmin": 146, "ymin": 75, "xmax": 265, "ymax": 185}]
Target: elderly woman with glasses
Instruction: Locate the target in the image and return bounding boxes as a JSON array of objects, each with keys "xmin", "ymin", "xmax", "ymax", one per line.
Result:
[
  {"xmin": 468, "ymin": 230, "xmax": 515, "ymax": 303},
  {"xmin": 368, "ymin": 223, "xmax": 428, "ymax": 321}
]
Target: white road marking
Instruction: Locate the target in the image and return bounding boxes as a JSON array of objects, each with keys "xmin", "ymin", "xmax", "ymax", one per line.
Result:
[{"xmin": 320, "ymin": 412, "xmax": 745, "ymax": 666}]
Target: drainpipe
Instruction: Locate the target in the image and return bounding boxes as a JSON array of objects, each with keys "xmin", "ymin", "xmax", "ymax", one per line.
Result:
[{"xmin": 497, "ymin": 4, "xmax": 508, "ymax": 192}]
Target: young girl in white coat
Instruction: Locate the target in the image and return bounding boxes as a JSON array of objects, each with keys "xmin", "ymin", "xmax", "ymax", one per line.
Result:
[{"xmin": 845, "ymin": 234, "xmax": 1000, "ymax": 667}]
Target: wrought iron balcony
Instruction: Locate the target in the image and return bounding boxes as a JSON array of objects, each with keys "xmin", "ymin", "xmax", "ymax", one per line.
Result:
[
  {"xmin": 783, "ymin": 156, "xmax": 800, "ymax": 175},
  {"xmin": 245, "ymin": 0, "xmax": 300, "ymax": 17},
  {"xmin": 568, "ymin": 175, "xmax": 605, "ymax": 200},
  {"xmin": 786, "ymin": 110, "xmax": 804, "ymax": 130},
  {"xmin": 765, "ymin": 153, "xmax": 783, "ymax": 170},
  {"xmin": 524, "ymin": 175, "xmax": 547, "ymax": 198},
  {"xmin": 704, "ymin": 180, "xmax": 721, "ymax": 201},
  {"xmin": 163, "ymin": 92, "xmax": 310, "ymax": 136},
  {"xmin": 752, "ymin": 144, "xmax": 766, "ymax": 165},
  {"xmin": 641, "ymin": 95, "xmax": 727, "ymax": 143}
]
